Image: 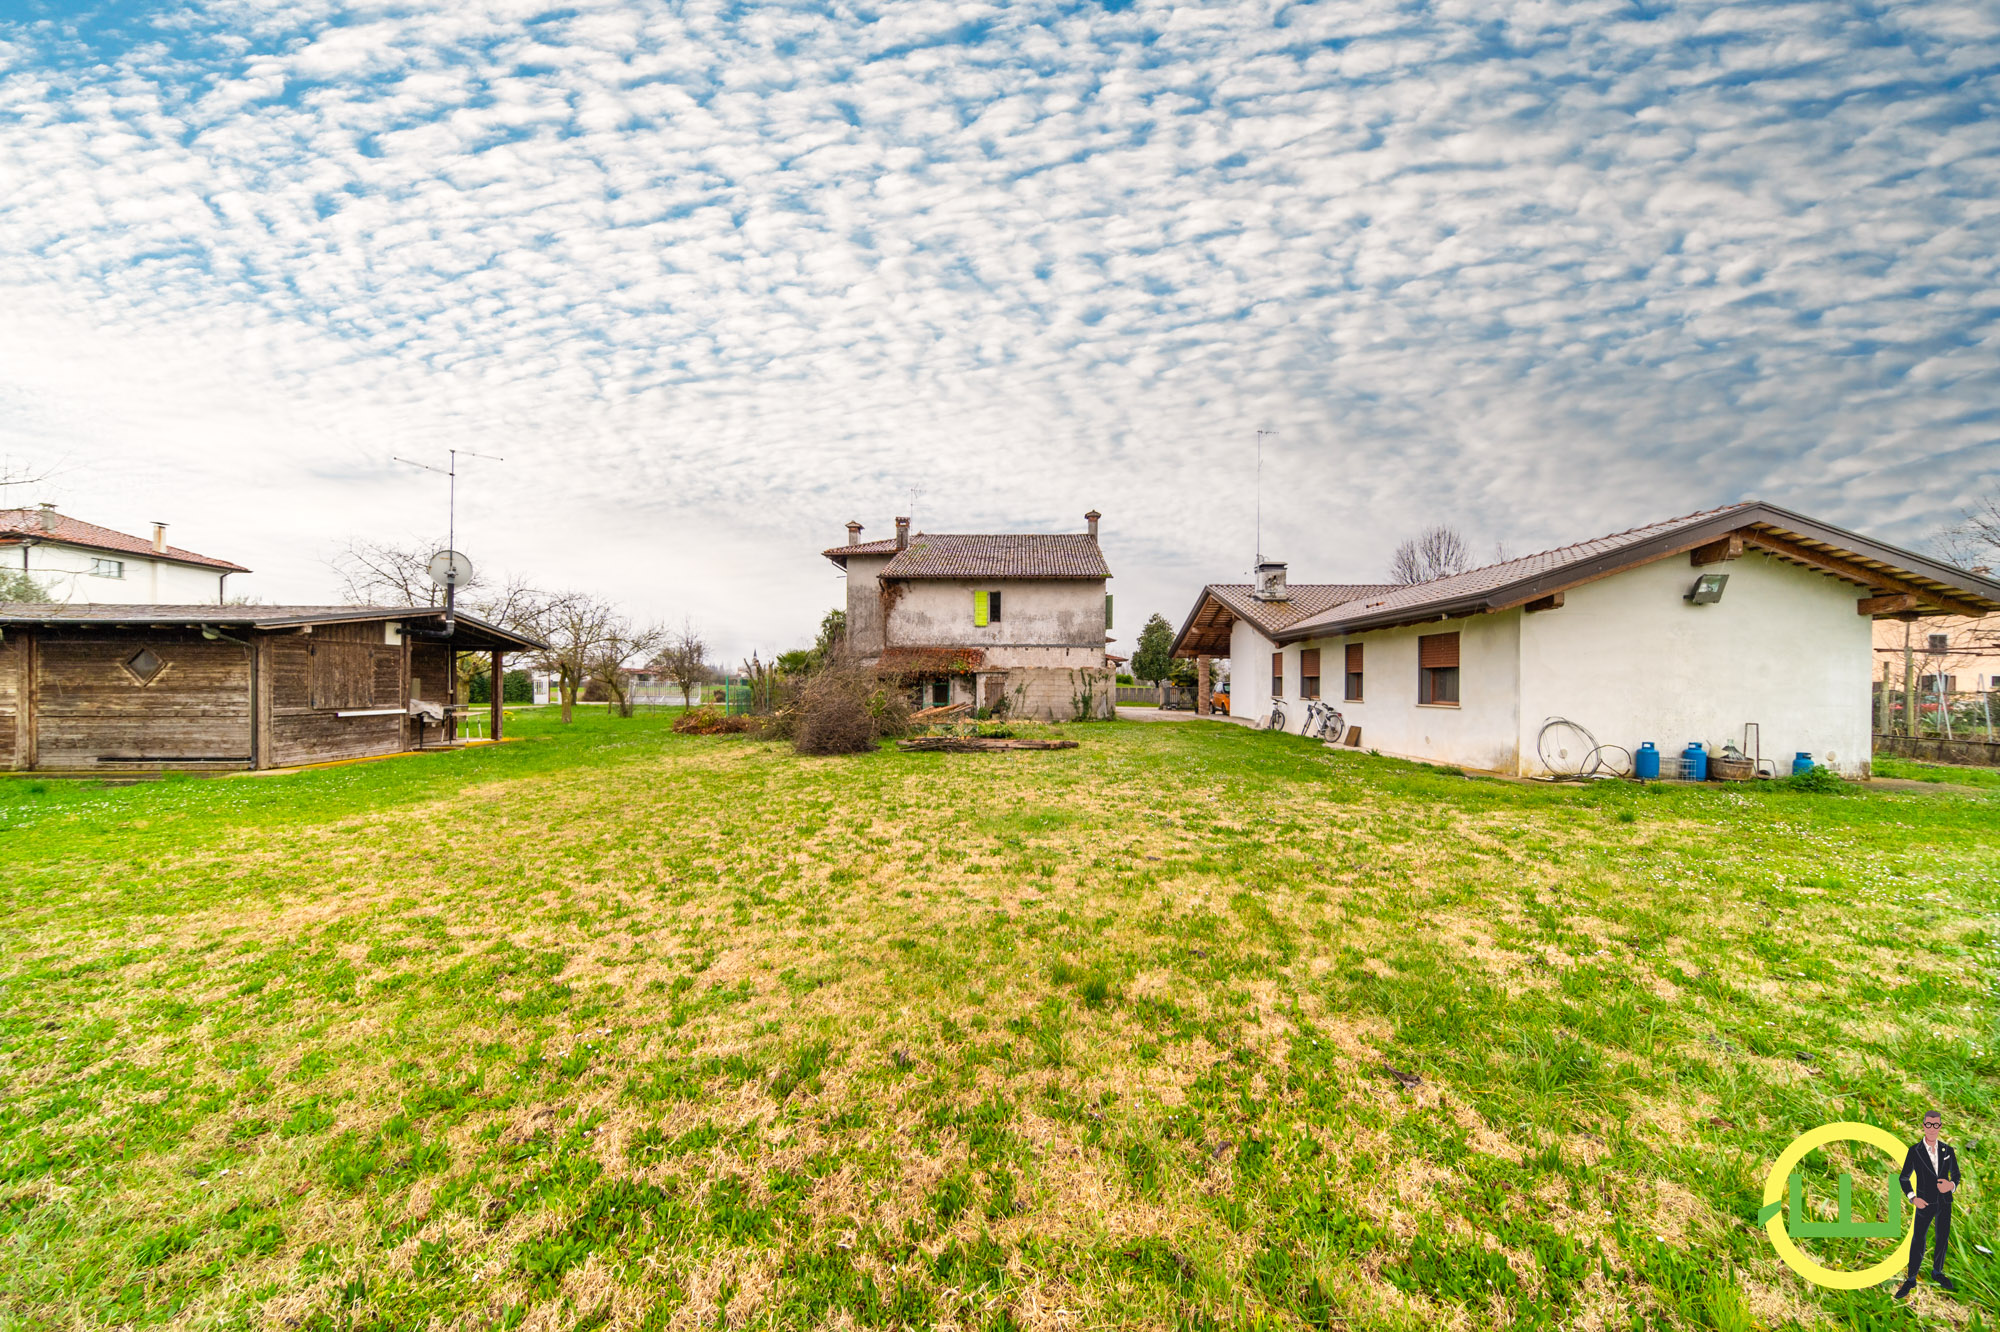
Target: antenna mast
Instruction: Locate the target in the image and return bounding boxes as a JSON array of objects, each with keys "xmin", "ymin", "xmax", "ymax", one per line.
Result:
[
  {"xmin": 394, "ymin": 448, "xmax": 504, "ymax": 624},
  {"xmin": 1254, "ymin": 429, "xmax": 1277, "ymax": 566}
]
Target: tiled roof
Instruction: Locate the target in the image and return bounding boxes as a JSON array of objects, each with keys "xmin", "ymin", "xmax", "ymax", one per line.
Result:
[
  {"xmin": 1279, "ymin": 505, "xmax": 1758, "ymax": 638},
  {"xmin": 1271, "ymin": 501, "xmax": 2000, "ymax": 641},
  {"xmin": 821, "ymin": 537, "xmax": 907, "ymax": 565},
  {"xmin": 878, "ymin": 533, "xmax": 1111, "ymax": 580},
  {"xmin": 0, "ymin": 509, "xmax": 249, "ymax": 572},
  {"xmin": 1203, "ymin": 583, "xmax": 1403, "ymax": 637}
]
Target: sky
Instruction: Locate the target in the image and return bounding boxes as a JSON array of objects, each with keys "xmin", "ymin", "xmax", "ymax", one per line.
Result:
[{"xmin": 2, "ymin": 0, "xmax": 1998, "ymax": 662}]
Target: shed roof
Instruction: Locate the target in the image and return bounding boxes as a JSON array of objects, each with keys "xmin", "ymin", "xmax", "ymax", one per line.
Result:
[
  {"xmin": 1265, "ymin": 502, "xmax": 2000, "ymax": 644},
  {"xmin": 0, "ymin": 603, "xmax": 547, "ymax": 652},
  {"xmin": 0, "ymin": 509, "xmax": 250, "ymax": 573}
]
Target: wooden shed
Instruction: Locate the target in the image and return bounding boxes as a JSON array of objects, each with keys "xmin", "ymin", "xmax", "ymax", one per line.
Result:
[{"xmin": 0, "ymin": 605, "xmax": 545, "ymax": 772}]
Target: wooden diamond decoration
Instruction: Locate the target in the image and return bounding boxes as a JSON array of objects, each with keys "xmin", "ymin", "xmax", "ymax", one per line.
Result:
[{"xmin": 124, "ymin": 647, "xmax": 164, "ymax": 685}]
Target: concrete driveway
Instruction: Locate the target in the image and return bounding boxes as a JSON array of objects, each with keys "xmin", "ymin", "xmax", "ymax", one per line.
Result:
[{"xmin": 1116, "ymin": 706, "xmax": 1254, "ymax": 727}]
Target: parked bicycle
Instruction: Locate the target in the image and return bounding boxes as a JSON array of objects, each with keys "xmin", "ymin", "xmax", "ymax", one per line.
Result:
[
  {"xmin": 1263, "ymin": 697, "xmax": 1288, "ymax": 732},
  {"xmin": 1303, "ymin": 698, "xmax": 1346, "ymax": 742}
]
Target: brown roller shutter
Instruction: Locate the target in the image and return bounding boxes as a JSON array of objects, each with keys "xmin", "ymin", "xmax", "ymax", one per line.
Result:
[
  {"xmin": 1418, "ymin": 632, "xmax": 1460, "ymax": 669},
  {"xmin": 1345, "ymin": 643, "xmax": 1363, "ymax": 672},
  {"xmin": 1299, "ymin": 648, "xmax": 1320, "ymax": 675}
]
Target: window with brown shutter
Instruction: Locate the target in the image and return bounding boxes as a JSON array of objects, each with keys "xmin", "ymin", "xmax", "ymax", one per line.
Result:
[
  {"xmin": 1271, "ymin": 651, "xmax": 1285, "ymax": 699},
  {"xmin": 1299, "ymin": 648, "xmax": 1320, "ymax": 699},
  {"xmin": 1345, "ymin": 643, "xmax": 1364, "ymax": 701},
  {"xmin": 1418, "ymin": 631, "xmax": 1460, "ymax": 706}
]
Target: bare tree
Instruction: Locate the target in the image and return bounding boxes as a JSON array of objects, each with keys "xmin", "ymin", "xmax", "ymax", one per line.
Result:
[
  {"xmin": 1389, "ymin": 525, "xmax": 1473, "ymax": 585},
  {"xmin": 1940, "ymin": 487, "xmax": 2000, "ymax": 573},
  {"xmin": 329, "ymin": 538, "xmax": 479, "ymax": 607},
  {"xmin": 534, "ymin": 592, "xmax": 665, "ymax": 723},
  {"xmin": 654, "ymin": 619, "xmax": 710, "ymax": 708}
]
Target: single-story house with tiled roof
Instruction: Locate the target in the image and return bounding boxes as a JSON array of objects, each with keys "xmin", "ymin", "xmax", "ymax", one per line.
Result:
[
  {"xmin": 1, "ymin": 506, "xmax": 248, "ymax": 603},
  {"xmin": 0, "ymin": 604, "xmax": 544, "ymax": 772},
  {"xmin": 1171, "ymin": 502, "xmax": 2000, "ymax": 778},
  {"xmin": 823, "ymin": 512, "xmax": 1116, "ymax": 719}
]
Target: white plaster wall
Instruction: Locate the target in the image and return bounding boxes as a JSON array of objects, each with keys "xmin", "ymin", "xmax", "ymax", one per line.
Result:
[
  {"xmin": 841, "ymin": 555, "xmax": 893, "ymax": 658},
  {"xmin": 1229, "ymin": 616, "xmax": 1279, "ymax": 722},
  {"xmin": 1519, "ymin": 550, "xmax": 1874, "ymax": 777},
  {"xmin": 1291, "ymin": 612, "xmax": 1524, "ymax": 770},
  {"xmin": 884, "ymin": 577, "xmax": 1107, "ymax": 669},
  {"xmin": 11, "ymin": 542, "xmax": 231, "ymax": 604}
]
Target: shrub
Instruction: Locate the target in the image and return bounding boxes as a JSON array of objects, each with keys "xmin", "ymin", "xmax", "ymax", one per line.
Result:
[
  {"xmin": 1780, "ymin": 764, "xmax": 1845, "ymax": 794},
  {"xmin": 793, "ymin": 665, "xmax": 911, "ymax": 755},
  {"xmin": 672, "ymin": 707, "xmax": 756, "ymax": 736}
]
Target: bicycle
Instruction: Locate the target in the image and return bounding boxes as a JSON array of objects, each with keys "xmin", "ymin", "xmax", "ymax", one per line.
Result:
[
  {"xmin": 1263, "ymin": 697, "xmax": 1288, "ymax": 732},
  {"xmin": 1303, "ymin": 698, "xmax": 1346, "ymax": 743}
]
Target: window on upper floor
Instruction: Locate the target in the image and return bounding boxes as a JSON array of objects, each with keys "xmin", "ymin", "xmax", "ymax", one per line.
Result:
[{"xmin": 91, "ymin": 557, "xmax": 124, "ymax": 578}]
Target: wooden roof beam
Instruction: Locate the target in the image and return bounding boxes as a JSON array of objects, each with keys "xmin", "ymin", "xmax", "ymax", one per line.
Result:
[{"xmin": 1746, "ymin": 529, "xmax": 1991, "ymax": 618}]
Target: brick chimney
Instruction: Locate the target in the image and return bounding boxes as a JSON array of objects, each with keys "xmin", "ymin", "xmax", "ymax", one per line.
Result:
[
  {"xmin": 152, "ymin": 522, "xmax": 168, "ymax": 553},
  {"xmin": 894, "ymin": 516, "xmax": 910, "ymax": 550},
  {"xmin": 845, "ymin": 520, "xmax": 863, "ymax": 547},
  {"xmin": 1085, "ymin": 509, "xmax": 1101, "ymax": 540},
  {"xmin": 37, "ymin": 502, "xmax": 56, "ymax": 532}
]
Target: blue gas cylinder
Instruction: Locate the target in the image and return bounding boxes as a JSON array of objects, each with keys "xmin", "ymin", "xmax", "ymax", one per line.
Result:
[
  {"xmin": 1634, "ymin": 742, "xmax": 1660, "ymax": 780},
  {"xmin": 1682, "ymin": 742, "xmax": 1708, "ymax": 782},
  {"xmin": 1792, "ymin": 751, "xmax": 1814, "ymax": 776}
]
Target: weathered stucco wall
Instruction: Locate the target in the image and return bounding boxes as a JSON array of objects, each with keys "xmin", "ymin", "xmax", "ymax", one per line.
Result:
[
  {"xmin": 12, "ymin": 542, "xmax": 232, "ymax": 603},
  {"xmin": 881, "ymin": 577, "xmax": 1107, "ymax": 670},
  {"xmin": 841, "ymin": 555, "xmax": 893, "ymax": 659}
]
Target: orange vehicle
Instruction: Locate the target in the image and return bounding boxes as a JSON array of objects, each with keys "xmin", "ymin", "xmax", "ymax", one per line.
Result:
[{"xmin": 1211, "ymin": 682, "xmax": 1230, "ymax": 715}]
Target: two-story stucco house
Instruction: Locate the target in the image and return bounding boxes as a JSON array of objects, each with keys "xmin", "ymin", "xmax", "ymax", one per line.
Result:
[
  {"xmin": 1, "ymin": 506, "xmax": 248, "ymax": 603},
  {"xmin": 823, "ymin": 511, "xmax": 1116, "ymax": 719}
]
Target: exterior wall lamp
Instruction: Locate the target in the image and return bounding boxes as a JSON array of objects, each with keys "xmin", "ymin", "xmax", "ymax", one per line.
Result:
[{"xmin": 1686, "ymin": 573, "xmax": 1729, "ymax": 604}]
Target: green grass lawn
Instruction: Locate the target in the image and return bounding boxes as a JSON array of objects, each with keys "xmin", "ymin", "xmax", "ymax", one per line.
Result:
[{"xmin": 4, "ymin": 712, "xmax": 1996, "ymax": 1331}]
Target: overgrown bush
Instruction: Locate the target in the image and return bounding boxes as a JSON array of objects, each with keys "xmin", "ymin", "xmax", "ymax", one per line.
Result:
[
  {"xmin": 672, "ymin": 706, "xmax": 756, "ymax": 736},
  {"xmin": 793, "ymin": 665, "xmax": 912, "ymax": 755}
]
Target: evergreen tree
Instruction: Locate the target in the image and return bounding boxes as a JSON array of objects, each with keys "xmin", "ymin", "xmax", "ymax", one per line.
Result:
[{"xmin": 1133, "ymin": 613, "xmax": 1175, "ymax": 684}]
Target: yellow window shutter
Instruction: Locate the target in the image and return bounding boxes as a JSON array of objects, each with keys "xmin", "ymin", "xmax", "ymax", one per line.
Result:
[{"xmin": 974, "ymin": 590, "xmax": 989, "ymax": 626}]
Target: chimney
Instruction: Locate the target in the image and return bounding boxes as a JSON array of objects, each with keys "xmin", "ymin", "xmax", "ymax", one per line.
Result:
[
  {"xmin": 37, "ymin": 502, "xmax": 56, "ymax": 532},
  {"xmin": 845, "ymin": 520, "xmax": 863, "ymax": 547},
  {"xmin": 1252, "ymin": 559, "xmax": 1289, "ymax": 602},
  {"xmin": 1085, "ymin": 509, "xmax": 1101, "ymax": 540},
  {"xmin": 894, "ymin": 516, "xmax": 910, "ymax": 550},
  {"xmin": 152, "ymin": 522, "xmax": 168, "ymax": 553}
]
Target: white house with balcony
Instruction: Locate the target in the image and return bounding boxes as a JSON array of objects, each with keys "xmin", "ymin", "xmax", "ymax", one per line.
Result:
[
  {"xmin": 823, "ymin": 510, "xmax": 1116, "ymax": 719},
  {"xmin": 1171, "ymin": 502, "xmax": 2000, "ymax": 779},
  {"xmin": 0, "ymin": 506, "xmax": 248, "ymax": 604}
]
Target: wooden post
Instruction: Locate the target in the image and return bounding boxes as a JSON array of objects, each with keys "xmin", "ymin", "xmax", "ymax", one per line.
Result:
[
  {"xmin": 1196, "ymin": 656, "xmax": 1211, "ymax": 715},
  {"xmin": 15, "ymin": 632, "xmax": 34, "ymax": 771},
  {"xmin": 490, "ymin": 650, "xmax": 503, "ymax": 741},
  {"xmin": 448, "ymin": 651, "xmax": 458, "ymax": 742},
  {"xmin": 1903, "ymin": 621, "xmax": 1917, "ymax": 738}
]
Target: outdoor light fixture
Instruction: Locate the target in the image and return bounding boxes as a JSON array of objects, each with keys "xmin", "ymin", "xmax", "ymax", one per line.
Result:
[{"xmin": 1686, "ymin": 573, "xmax": 1729, "ymax": 605}]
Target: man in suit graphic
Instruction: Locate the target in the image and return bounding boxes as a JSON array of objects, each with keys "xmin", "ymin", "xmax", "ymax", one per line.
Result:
[{"xmin": 1895, "ymin": 1110, "xmax": 1960, "ymax": 1299}]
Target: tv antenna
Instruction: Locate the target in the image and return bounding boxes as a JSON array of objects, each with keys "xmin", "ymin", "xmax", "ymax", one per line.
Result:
[
  {"xmin": 394, "ymin": 447, "xmax": 502, "ymax": 629},
  {"xmin": 907, "ymin": 483, "xmax": 924, "ymax": 535},
  {"xmin": 1254, "ymin": 429, "xmax": 1277, "ymax": 566}
]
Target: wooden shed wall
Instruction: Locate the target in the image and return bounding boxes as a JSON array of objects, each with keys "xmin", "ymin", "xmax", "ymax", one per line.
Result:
[
  {"xmin": 0, "ymin": 636, "xmax": 22, "ymax": 769},
  {"xmin": 264, "ymin": 621, "xmax": 409, "ymax": 769},
  {"xmin": 32, "ymin": 632, "xmax": 253, "ymax": 769}
]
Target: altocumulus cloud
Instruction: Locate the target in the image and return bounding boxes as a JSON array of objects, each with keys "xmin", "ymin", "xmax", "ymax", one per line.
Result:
[{"xmin": 1, "ymin": 0, "xmax": 1997, "ymax": 651}]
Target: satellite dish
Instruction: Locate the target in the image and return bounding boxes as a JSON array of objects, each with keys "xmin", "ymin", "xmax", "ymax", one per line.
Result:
[{"xmin": 427, "ymin": 549, "xmax": 474, "ymax": 588}]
